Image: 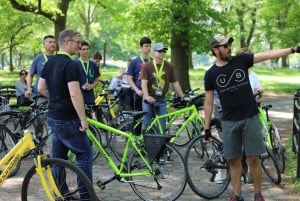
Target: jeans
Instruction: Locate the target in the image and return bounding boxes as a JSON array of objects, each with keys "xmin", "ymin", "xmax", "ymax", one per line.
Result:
[
  {"xmin": 142, "ymin": 98, "xmax": 167, "ymax": 132},
  {"xmin": 48, "ymin": 117, "xmax": 93, "ymax": 199}
]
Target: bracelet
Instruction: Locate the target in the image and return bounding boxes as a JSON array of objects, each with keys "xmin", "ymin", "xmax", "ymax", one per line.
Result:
[{"xmin": 291, "ymin": 47, "xmax": 296, "ymax": 53}]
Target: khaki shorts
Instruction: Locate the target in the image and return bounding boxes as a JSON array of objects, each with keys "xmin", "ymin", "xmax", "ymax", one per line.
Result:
[{"xmin": 222, "ymin": 115, "xmax": 266, "ymax": 160}]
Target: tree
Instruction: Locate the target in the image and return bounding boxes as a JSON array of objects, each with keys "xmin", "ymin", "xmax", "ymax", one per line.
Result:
[{"xmin": 9, "ymin": 0, "xmax": 72, "ymax": 42}]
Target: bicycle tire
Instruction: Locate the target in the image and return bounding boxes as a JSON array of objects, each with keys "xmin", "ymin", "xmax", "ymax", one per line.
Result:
[
  {"xmin": 89, "ymin": 124, "xmax": 102, "ymax": 161},
  {"xmin": 21, "ymin": 158, "xmax": 97, "ymax": 201},
  {"xmin": 260, "ymin": 145, "xmax": 281, "ymax": 184},
  {"xmin": 0, "ymin": 125, "xmax": 21, "ymax": 177},
  {"xmin": 128, "ymin": 142, "xmax": 187, "ymax": 201},
  {"xmin": 185, "ymin": 135, "xmax": 230, "ymax": 200},
  {"xmin": 269, "ymin": 122, "xmax": 285, "ymax": 173}
]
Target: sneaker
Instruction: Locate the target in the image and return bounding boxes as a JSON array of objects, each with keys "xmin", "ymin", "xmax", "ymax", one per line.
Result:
[
  {"xmin": 214, "ymin": 172, "xmax": 223, "ymax": 184},
  {"xmin": 254, "ymin": 192, "xmax": 265, "ymax": 201},
  {"xmin": 229, "ymin": 195, "xmax": 244, "ymax": 201},
  {"xmin": 158, "ymin": 156, "xmax": 166, "ymax": 165}
]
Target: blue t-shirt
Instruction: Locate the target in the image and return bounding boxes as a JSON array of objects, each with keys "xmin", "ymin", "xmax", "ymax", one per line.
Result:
[
  {"xmin": 75, "ymin": 60, "xmax": 100, "ymax": 105},
  {"xmin": 41, "ymin": 54, "xmax": 81, "ymax": 120},
  {"xmin": 30, "ymin": 54, "xmax": 54, "ymax": 93},
  {"xmin": 127, "ymin": 56, "xmax": 151, "ymax": 92},
  {"xmin": 204, "ymin": 54, "xmax": 258, "ymax": 121}
]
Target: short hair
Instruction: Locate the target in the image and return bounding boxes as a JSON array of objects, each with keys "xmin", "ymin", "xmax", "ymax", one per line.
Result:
[
  {"xmin": 140, "ymin": 37, "xmax": 151, "ymax": 47},
  {"xmin": 58, "ymin": 29, "xmax": 81, "ymax": 47},
  {"xmin": 80, "ymin": 41, "xmax": 90, "ymax": 47},
  {"xmin": 43, "ymin": 35, "xmax": 55, "ymax": 42},
  {"xmin": 93, "ymin": 52, "xmax": 102, "ymax": 60}
]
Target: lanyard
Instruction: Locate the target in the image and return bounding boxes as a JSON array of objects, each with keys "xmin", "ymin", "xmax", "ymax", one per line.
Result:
[
  {"xmin": 153, "ymin": 60, "xmax": 165, "ymax": 88},
  {"xmin": 56, "ymin": 51, "xmax": 73, "ymax": 59},
  {"xmin": 79, "ymin": 58, "xmax": 90, "ymax": 83},
  {"xmin": 140, "ymin": 55, "xmax": 149, "ymax": 64},
  {"xmin": 43, "ymin": 54, "xmax": 48, "ymax": 62}
]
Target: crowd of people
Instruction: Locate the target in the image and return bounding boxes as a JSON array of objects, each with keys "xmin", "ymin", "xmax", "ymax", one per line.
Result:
[{"xmin": 14, "ymin": 28, "xmax": 299, "ymax": 201}]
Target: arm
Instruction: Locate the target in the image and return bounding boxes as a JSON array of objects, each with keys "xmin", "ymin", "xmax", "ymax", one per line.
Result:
[
  {"xmin": 25, "ymin": 74, "xmax": 34, "ymax": 97},
  {"xmin": 253, "ymin": 48, "xmax": 293, "ymax": 64},
  {"xmin": 172, "ymin": 81, "xmax": 185, "ymax": 98},
  {"xmin": 68, "ymin": 81, "xmax": 88, "ymax": 132},
  {"xmin": 128, "ymin": 75, "xmax": 143, "ymax": 97},
  {"xmin": 204, "ymin": 90, "xmax": 214, "ymax": 130},
  {"xmin": 141, "ymin": 79, "xmax": 155, "ymax": 104},
  {"xmin": 37, "ymin": 78, "xmax": 49, "ymax": 98}
]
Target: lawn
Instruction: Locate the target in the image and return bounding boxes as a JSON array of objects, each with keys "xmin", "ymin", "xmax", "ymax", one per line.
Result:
[{"xmin": 1, "ymin": 66, "xmax": 300, "ymax": 93}]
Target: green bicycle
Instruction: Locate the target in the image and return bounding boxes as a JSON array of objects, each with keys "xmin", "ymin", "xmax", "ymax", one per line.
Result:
[
  {"xmin": 111, "ymin": 90, "xmax": 220, "ymax": 162},
  {"xmin": 85, "ymin": 112, "xmax": 187, "ymax": 201},
  {"xmin": 256, "ymin": 93, "xmax": 285, "ymax": 173}
]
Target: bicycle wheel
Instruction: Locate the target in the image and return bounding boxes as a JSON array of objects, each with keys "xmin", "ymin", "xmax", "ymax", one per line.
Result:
[
  {"xmin": 89, "ymin": 124, "xmax": 102, "ymax": 161},
  {"xmin": 21, "ymin": 158, "xmax": 97, "ymax": 201},
  {"xmin": 128, "ymin": 142, "xmax": 187, "ymax": 201},
  {"xmin": 260, "ymin": 145, "xmax": 281, "ymax": 184},
  {"xmin": 111, "ymin": 119, "xmax": 137, "ymax": 161},
  {"xmin": 185, "ymin": 135, "xmax": 230, "ymax": 200},
  {"xmin": 0, "ymin": 125, "xmax": 21, "ymax": 177},
  {"xmin": 269, "ymin": 122, "xmax": 285, "ymax": 173}
]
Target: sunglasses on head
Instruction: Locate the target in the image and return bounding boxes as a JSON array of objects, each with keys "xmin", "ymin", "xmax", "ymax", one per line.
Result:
[{"xmin": 157, "ymin": 50, "xmax": 166, "ymax": 53}]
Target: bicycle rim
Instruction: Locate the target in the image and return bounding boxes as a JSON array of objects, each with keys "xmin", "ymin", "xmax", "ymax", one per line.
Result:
[
  {"xmin": 185, "ymin": 135, "xmax": 230, "ymax": 200},
  {"xmin": 0, "ymin": 125, "xmax": 21, "ymax": 177},
  {"xmin": 260, "ymin": 146, "xmax": 281, "ymax": 184},
  {"xmin": 269, "ymin": 123, "xmax": 285, "ymax": 173},
  {"xmin": 128, "ymin": 143, "xmax": 187, "ymax": 201},
  {"xmin": 89, "ymin": 124, "xmax": 102, "ymax": 161},
  {"xmin": 21, "ymin": 158, "xmax": 97, "ymax": 201}
]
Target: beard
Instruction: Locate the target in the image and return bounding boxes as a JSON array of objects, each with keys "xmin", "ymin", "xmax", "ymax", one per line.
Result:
[{"xmin": 220, "ymin": 51, "xmax": 232, "ymax": 62}]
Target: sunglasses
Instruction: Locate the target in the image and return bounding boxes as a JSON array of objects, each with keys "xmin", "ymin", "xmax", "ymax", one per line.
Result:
[
  {"xmin": 157, "ymin": 50, "xmax": 166, "ymax": 53},
  {"xmin": 21, "ymin": 73, "xmax": 27, "ymax": 75},
  {"xmin": 216, "ymin": 44, "xmax": 231, "ymax": 49}
]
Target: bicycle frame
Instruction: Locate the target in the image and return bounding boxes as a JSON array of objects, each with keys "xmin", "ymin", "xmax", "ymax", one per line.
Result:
[
  {"xmin": 144, "ymin": 104, "xmax": 205, "ymax": 143},
  {"xmin": 95, "ymin": 93, "xmax": 117, "ymax": 119},
  {"xmin": 257, "ymin": 105, "xmax": 273, "ymax": 148},
  {"xmin": 0, "ymin": 131, "xmax": 61, "ymax": 200},
  {"xmin": 86, "ymin": 117, "xmax": 154, "ymax": 177}
]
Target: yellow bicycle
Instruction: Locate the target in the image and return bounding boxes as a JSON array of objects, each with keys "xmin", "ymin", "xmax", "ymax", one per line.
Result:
[{"xmin": 0, "ymin": 127, "xmax": 97, "ymax": 201}]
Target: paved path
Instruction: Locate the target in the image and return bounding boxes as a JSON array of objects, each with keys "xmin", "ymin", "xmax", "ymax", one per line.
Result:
[{"xmin": 1, "ymin": 94, "xmax": 300, "ymax": 200}]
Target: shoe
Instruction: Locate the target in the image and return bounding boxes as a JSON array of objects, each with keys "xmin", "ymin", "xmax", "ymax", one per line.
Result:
[
  {"xmin": 229, "ymin": 195, "xmax": 244, "ymax": 201},
  {"xmin": 158, "ymin": 156, "xmax": 165, "ymax": 165},
  {"xmin": 254, "ymin": 192, "xmax": 265, "ymax": 201},
  {"xmin": 214, "ymin": 172, "xmax": 223, "ymax": 184}
]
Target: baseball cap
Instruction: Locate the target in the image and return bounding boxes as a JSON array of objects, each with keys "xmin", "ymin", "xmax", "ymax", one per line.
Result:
[
  {"xmin": 210, "ymin": 34, "xmax": 234, "ymax": 48},
  {"xmin": 153, "ymin": 43, "xmax": 168, "ymax": 51}
]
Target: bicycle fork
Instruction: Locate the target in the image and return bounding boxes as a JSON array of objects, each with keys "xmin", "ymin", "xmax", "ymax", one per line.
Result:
[{"xmin": 34, "ymin": 155, "xmax": 62, "ymax": 201}]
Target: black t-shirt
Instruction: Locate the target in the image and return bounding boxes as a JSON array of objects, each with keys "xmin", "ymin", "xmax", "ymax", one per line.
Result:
[
  {"xmin": 204, "ymin": 54, "xmax": 258, "ymax": 121},
  {"xmin": 41, "ymin": 54, "xmax": 81, "ymax": 120}
]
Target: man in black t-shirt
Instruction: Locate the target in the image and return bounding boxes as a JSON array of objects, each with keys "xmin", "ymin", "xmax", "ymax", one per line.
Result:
[
  {"xmin": 204, "ymin": 33, "xmax": 300, "ymax": 201},
  {"xmin": 38, "ymin": 29, "xmax": 94, "ymax": 200}
]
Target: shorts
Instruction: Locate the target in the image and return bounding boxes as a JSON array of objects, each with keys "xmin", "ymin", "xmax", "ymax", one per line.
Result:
[{"xmin": 222, "ymin": 115, "xmax": 266, "ymax": 160}]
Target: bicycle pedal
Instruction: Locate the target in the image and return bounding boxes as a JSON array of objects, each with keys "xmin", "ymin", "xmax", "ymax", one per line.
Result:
[{"xmin": 96, "ymin": 180, "xmax": 106, "ymax": 190}]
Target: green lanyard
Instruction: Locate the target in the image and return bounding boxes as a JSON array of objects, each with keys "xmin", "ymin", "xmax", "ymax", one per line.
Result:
[
  {"xmin": 43, "ymin": 54, "xmax": 48, "ymax": 62},
  {"xmin": 79, "ymin": 58, "xmax": 89, "ymax": 83},
  {"xmin": 140, "ymin": 55, "xmax": 149, "ymax": 64},
  {"xmin": 153, "ymin": 60, "xmax": 165, "ymax": 88},
  {"xmin": 56, "ymin": 51, "xmax": 73, "ymax": 59}
]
